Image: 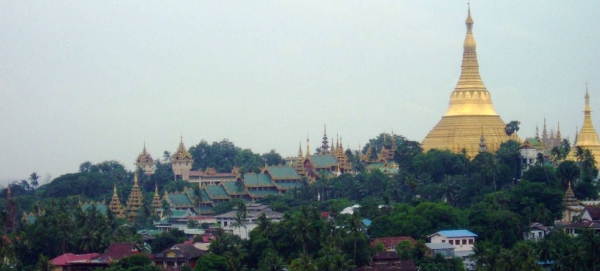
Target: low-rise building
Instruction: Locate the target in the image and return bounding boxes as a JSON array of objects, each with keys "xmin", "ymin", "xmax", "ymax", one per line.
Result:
[
  {"xmin": 214, "ymin": 203, "xmax": 282, "ymax": 239},
  {"xmin": 427, "ymin": 229, "xmax": 477, "ymax": 258},
  {"xmin": 153, "ymin": 243, "xmax": 206, "ymax": 270},
  {"xmin": 425, "ymin": 243, "xmax": 455, "ymax": 259}
]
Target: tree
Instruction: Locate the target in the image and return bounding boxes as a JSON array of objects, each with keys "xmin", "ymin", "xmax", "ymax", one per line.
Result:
[
  {"xmin": 346, "ymin": 211, "xmax": 365, "ymax": 266},
  {"xmin": 195, "ymin": 254, "xmax": 231, "ymax": 271},
  {"xmin": 28, "ymin": 172, "xmax": 40, "ymax": 190},
  {"xmin": 262, "ymin": 150, "xmax": 285, "ymax": 166},
  {"xmin": 504, "ymin": 120, "xmax": 520, "ymax": 136}
]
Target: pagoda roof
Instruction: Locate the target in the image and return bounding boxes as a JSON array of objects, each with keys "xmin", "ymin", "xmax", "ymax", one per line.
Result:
[
  {"xmin": 167, "ymin": 193, "xmax": 193, "ymax": 206},
  {"xmin": 308, "ymin": 155, "xmax": 338, "ymax": 168},
  {"xmin": 204, "ymin": 185, "xmax": 230, "ymax": 199},
  {"xmin": 243, "ymin": 173, "xmax": 275, "ymax": 187},
  {"xmin": 274, "ymin": 181, "xmax": 303, "ymax": 190},
  {"xmin": 222, "ymin": 181, "xmax": 247, "ymax": 195},
  {"xmin": 247, "ymin": 189, "xmax": 279, "ymax": 198},
  {"xmin": 265, "ymin": 166, "xmax": 301, "ymax": 180}
]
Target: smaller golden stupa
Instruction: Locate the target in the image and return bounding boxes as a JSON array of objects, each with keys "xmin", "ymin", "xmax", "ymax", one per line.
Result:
[{"xmin": 567, "ymin": 85, "xmax": 600, "ymax": 165}]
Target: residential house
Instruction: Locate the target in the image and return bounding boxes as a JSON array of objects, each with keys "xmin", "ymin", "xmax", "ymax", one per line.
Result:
[
  {"xmin": 355, "ymin": 251, "xmax": 418, "ymax": 271},
  {"xmin": 523, "ymin": 222, "xmax": 549, "ymax": 241},
  {"xmin": 50, "ymin": 253, "xmax": 104, "ymax": 271},
  {"xmin": 153, "ymin": 243, "xmax": 206, "ymax": 271}
]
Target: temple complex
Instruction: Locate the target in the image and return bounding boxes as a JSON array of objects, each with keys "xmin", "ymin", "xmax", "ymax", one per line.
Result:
[
  {"xmin": 421, "ymin": 7, "xmax": 519, "ymax": 157},
  {"xmin": 567, "ymin": 87, "xmax": 600, "ymax": 165}
]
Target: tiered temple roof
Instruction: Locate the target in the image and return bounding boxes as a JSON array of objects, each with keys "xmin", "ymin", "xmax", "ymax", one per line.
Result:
[
  {"xmin": 124, "ymin": 172, "xmax": 144, "ymax": 221},
  {"xmin": 109, "ymin": 183, "xmax": 125, "ymax": 218}
]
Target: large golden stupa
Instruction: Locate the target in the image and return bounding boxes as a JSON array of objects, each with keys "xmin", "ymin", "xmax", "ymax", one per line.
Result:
[
  {"xmin": 421, "ymin": 7, "xmax": 519, "ymax": 157},
  {"xmin": 567, "ymin": 87, "xmax": 600, "ymax": 165}
]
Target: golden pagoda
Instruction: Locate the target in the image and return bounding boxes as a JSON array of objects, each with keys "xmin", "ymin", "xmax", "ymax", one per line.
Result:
[
  {"xmin": 125, "ymin": 172, "xmax": 144, "ymax": 217},
  {"xmin": 108, "ymin": 183, "xmax": 125, "ymax": 218},
  {"xmin": 567, "ymin": 86, "xmax": 600, "ymax": 165},
  {"xmin": 421, "ymin": 6, "xmax": 519, "ymax": 157}
]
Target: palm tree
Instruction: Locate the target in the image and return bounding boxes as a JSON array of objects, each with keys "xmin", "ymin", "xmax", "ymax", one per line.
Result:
[
  {"xmin": 29, "ymin": 172, "xmax": 40, "ymax": 189},
  {"xmin": 260, "ymin": 250, "xmax": 286, "ymax": 271},
  {"xmin": 289, "ymin": 253, "xmax": 317, "ymax": 271},
  {"xmin": 255, "ymin": 213, "xmax": 273, "ymax": 238},
  {"xmin": 346, "ymin": 211, "xmax": 365, "ymax": 266},
  {"xmin": 235, "ymin": 201, "xmax": 248, "ymax": 238}
]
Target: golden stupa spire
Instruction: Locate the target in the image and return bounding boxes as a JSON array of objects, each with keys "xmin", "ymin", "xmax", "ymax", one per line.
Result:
[
  {"xmin": 298, "ymin": 141, "xmax": 303, "ymax": 158},
  {"xmin": 444, "ymin": 4, "xmax": 498, "ymax": 117},
  {"xmin": 567, "ymin": 84, "xmax": 600, "ymax": 165}
]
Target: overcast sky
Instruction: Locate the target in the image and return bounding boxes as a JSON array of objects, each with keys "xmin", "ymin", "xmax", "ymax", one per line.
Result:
[{"xmin": 1, "ymin": 1, "xmax": 599, "ymax": 185}]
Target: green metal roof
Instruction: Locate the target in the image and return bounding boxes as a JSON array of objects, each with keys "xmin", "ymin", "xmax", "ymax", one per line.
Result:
[
  {"xmin": 247, "ymin": 189, "xmax": 279, "ymax": 197},
  {"xmin": 243, "ymin": 173, "xmax": 275, "ymax": 187},
  {"xmin": 205, "ymin": 185, "xmax": 230, "ymax": 199},
  {"xmin": 199, "ymin": 190, "xmax": 211, "ymax": 202},
  {"xmin": 199, "ymin": 206, "xmax": 214, "ymax": 213},
  {"xmin": 222, "ymin": 181, "xmax": 247, "ymax": 194},
  {"xmin": 309, "ymin": 155, "xmax": 338, "ymax": 168},
  {"xmin": 267, "ymin": 166, "xmax": 300, "ymax": 180},
  {"xmin": 171, "ymin": 209, "xmax": 189, "ymax": 218},
  {"xmin": 168, "ymin": 194, "xmax": 193, "ymax": 206},
  {"xmin": 275, "ymin": 181, "xmax": 303, "ymax": 189}
]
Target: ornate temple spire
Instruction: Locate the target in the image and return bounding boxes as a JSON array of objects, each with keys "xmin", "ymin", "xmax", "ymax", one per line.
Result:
[
  {"xmin": 321, "ymin": 125, "xmax": 329, "ymax": 154},
  {"xmin": 109, "ymin": 182, "xmax": 124, "ymax": 218},
  {"xmin": 557, "ymin": 122, "xmax": 562, "ymax": 141},
  {"xmin": 444, "ymin": 5, "xmax": 498, "ymax": 116},
  {"xmin": 536, "ymin": 125, "xmax": 540, "ymax": 139},
  {"xmin": 542, "ymin": 118, "xmax": 548, "ymax": 142},
  {"xmin": 564, "ymin": 181, "xmax": 578, "ymax": 206},
  {"xmin": 136, "ymin": 142, "xmax": 155, "ymax": 176},
  {"xmin": 125, "ymin": 172, "xmax": 144, "ymax": 221},
  {"xmin": 479, "ymin": 128, "xmax": 487, "ymax": 153},
  {"xmin": 306, "ymin": 135, "xmax": 311, "ymax": 158},
  {"xmin": 152, "ymin": 182, "xmax": 161, "ymax": 211},
  {"xmin": 296, "ymin": 142, "xmax": 306, "ymax": 175}
]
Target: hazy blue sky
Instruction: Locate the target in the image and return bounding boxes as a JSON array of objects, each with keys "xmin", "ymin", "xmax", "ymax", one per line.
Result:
[{"xmin": 1, "ymin": 1, "xmax": 599, "ymax": 185}]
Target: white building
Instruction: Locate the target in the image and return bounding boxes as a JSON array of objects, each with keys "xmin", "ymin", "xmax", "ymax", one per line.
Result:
[
  {"xmin": 427, "ymin": 230, "xmax": 477, "ymax": 258},
  {"xmin": 214, "ymin": 203, "xmax": 282, "ymax": 239}
]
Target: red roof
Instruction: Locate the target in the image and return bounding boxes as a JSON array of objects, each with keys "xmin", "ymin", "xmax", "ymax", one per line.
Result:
[
  {"xmin": 50, "ymin": 253, "xmax": 100, "ymax": 266},
  {"xmin": 370, "ymin": 237, "xmax": 416, "ymax": 249},
  {"xmin": 96, "ymin": 243, "xmax": 141, "ymax": 262}
]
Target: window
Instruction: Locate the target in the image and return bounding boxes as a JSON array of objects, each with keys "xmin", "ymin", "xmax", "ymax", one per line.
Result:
[
  {"xmin": 462, "ymin": 239, "xmax": 467, "ymax": 245},
  {"xmin": 469, "ymin": 239, "xmax": 473, "ymax": 244},
  {"xmin": 442, "ymin": 240, "xmax": 445, "ymax": 243},
  {"xmin": 224, "ymin": 222, "xmax": 227, "ymax": 226},
  {"xmin": 449, "ymin": 240, "xmax": 453, "ymax": 245}
]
